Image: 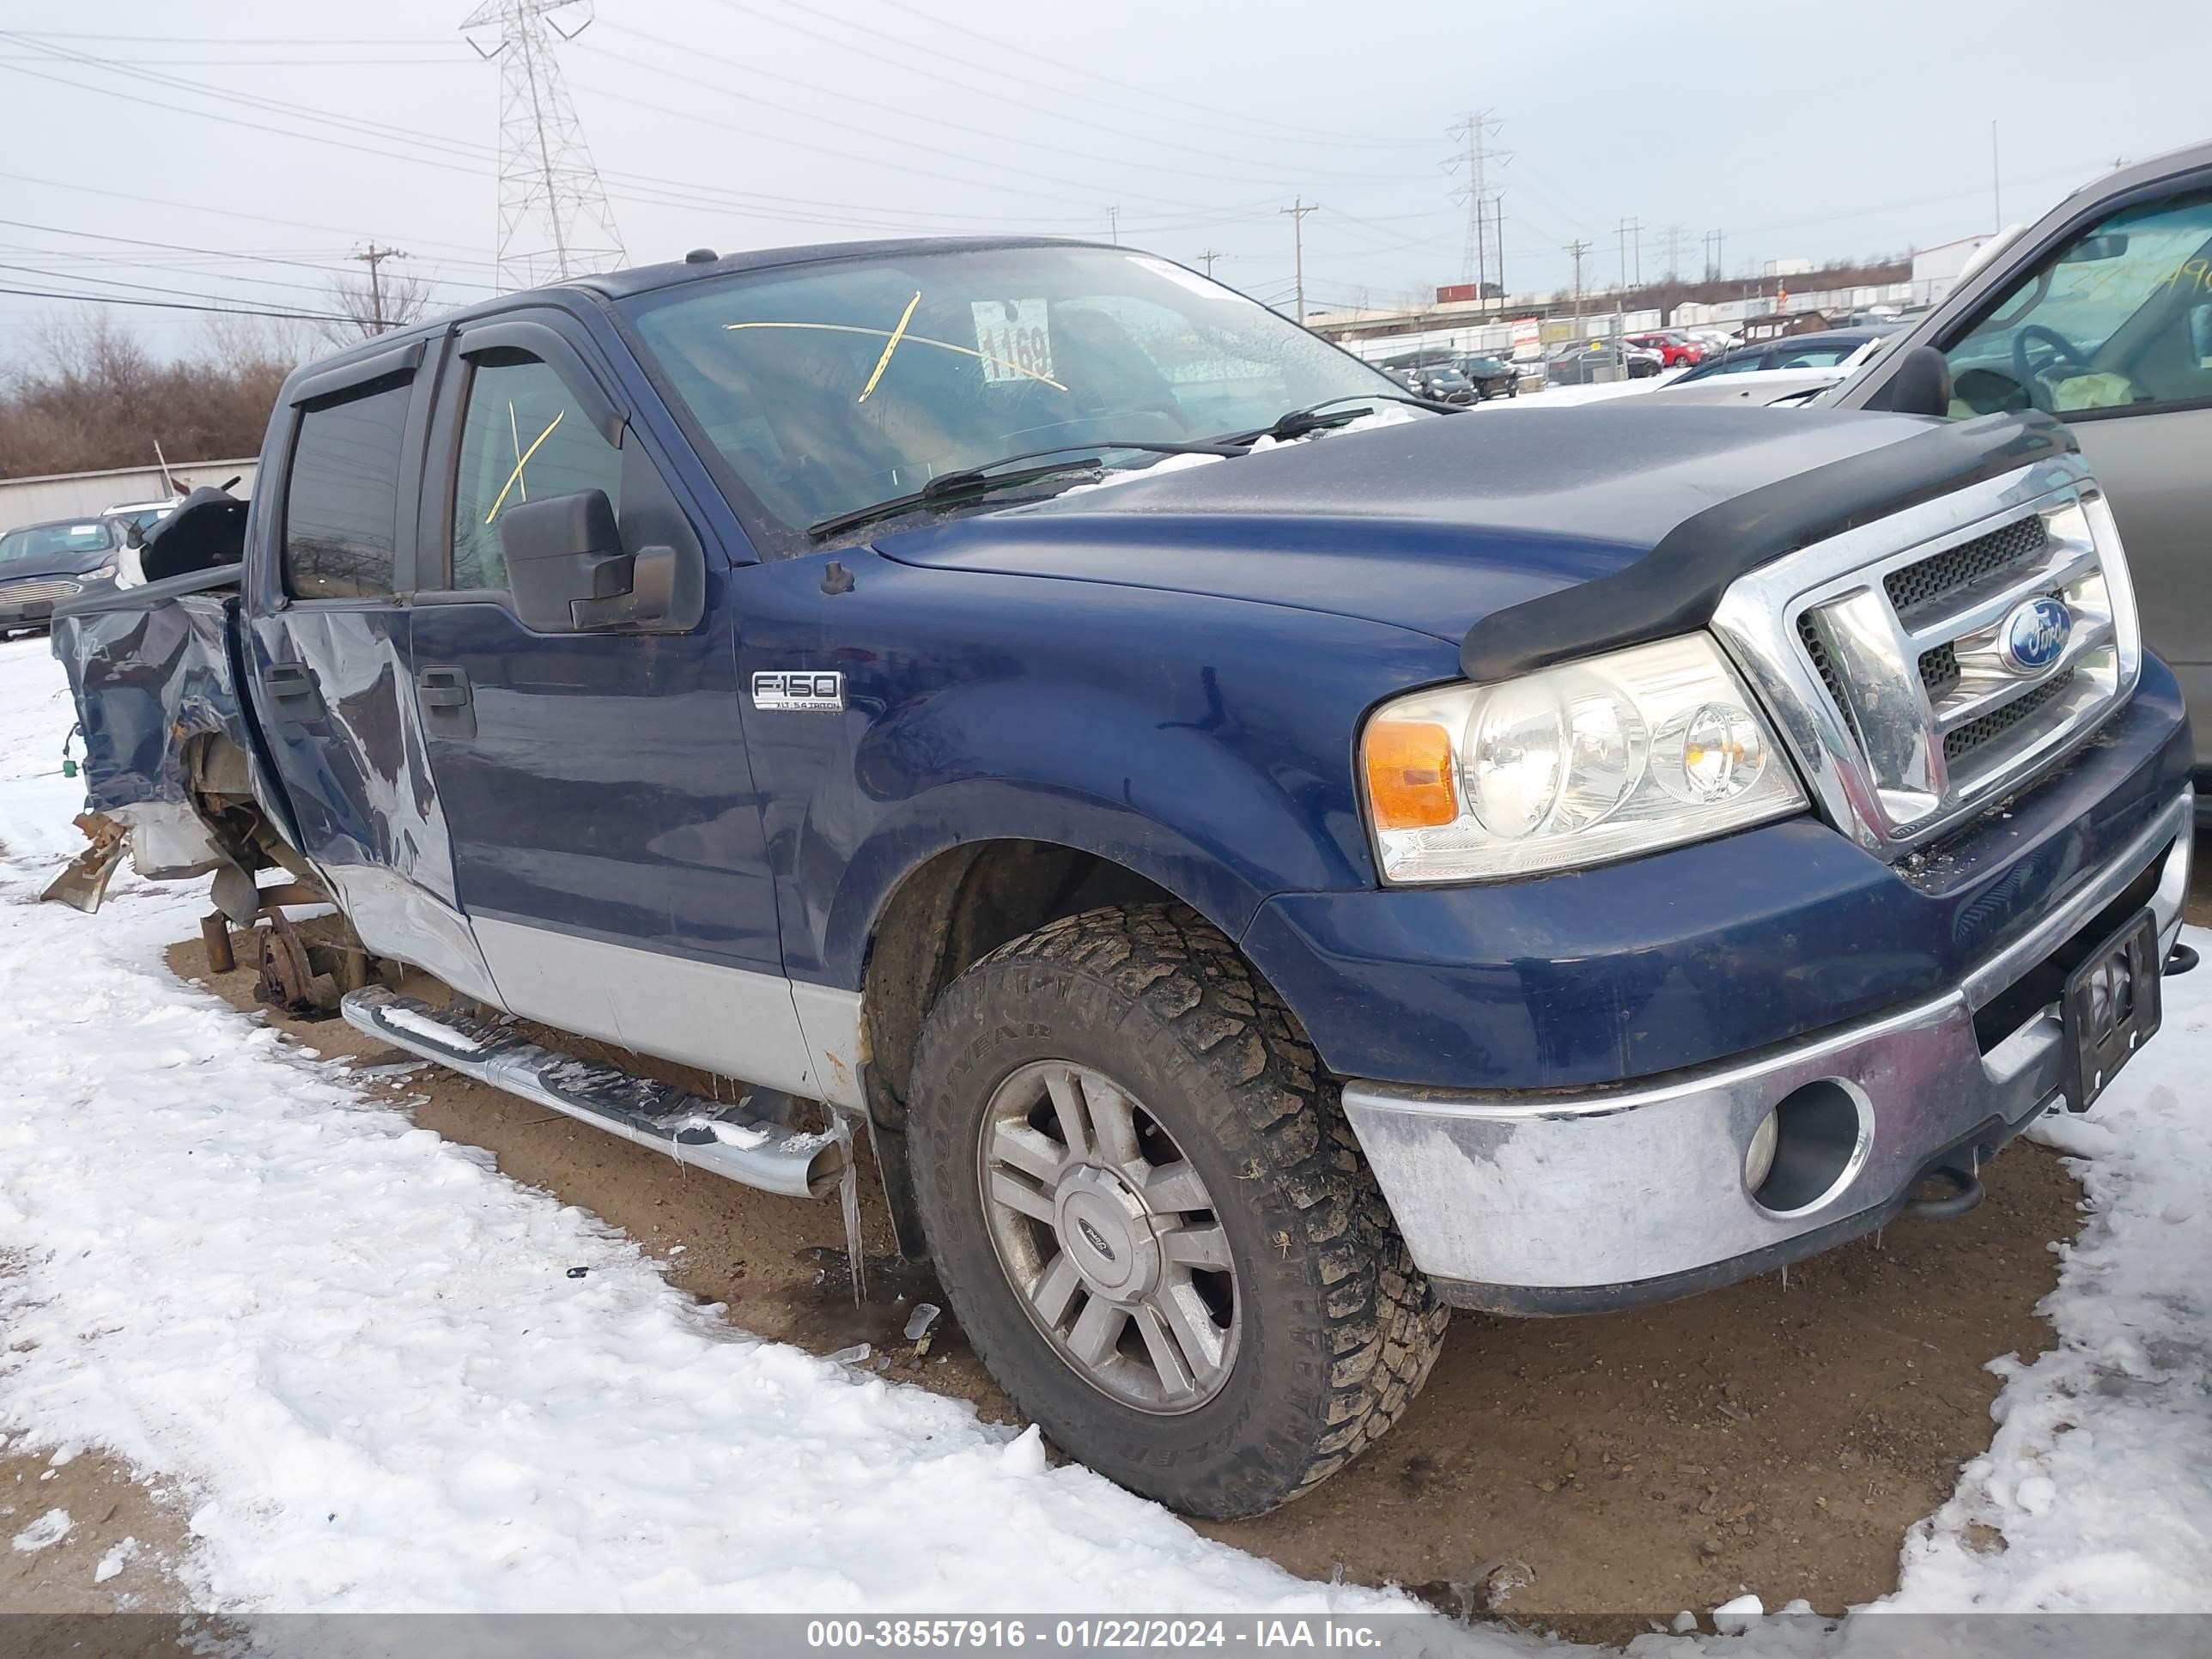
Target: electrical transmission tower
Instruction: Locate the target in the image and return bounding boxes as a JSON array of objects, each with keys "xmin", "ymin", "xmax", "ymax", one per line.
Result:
[
  {"xmin": 462, "ymin": 0, "xmax": 626, "ymax": 291},
  {"xmin": 1445, "ymin": 111, "xmax": 1510, "ymax": 304}
]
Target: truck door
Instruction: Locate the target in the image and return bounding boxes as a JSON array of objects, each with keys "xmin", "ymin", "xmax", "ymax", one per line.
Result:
[
  {"xmin": 241, "ymin": 337, "xmax": 500, "ymax": 1002},
  {"xmin": 405, "ymin": 314, "xmax": 813, "ymax": 1091}
]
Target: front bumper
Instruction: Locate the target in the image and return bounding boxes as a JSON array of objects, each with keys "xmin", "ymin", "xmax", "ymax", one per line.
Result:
[{"xmin": 1343, "ymin": 787, "xmax": 2192, "ymax": 1313}]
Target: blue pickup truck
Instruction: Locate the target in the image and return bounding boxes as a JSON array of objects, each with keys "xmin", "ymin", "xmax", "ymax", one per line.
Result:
[{"xmin": 48, "ymin": 237, "xmax": 2193, "ymax": 1519}]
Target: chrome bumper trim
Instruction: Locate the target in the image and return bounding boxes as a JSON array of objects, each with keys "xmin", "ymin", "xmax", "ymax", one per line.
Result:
[{"xmin": 1343, "ymin": 788, "xmax": 2191, "ymax": 1297}]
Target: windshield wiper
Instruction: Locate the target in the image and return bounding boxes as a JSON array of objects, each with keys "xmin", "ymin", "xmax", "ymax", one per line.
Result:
[
  {"xmin": 1211, "ymin": 390, "xmax": 1465, "ymax": 447},
  {"xmin": 807, "ymin": 439, "xmax": 1245, "ymax": 539}
]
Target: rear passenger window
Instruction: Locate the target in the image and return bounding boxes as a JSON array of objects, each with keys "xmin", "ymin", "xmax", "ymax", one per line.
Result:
[
  {"xmin": 450, "ymin": 356, "xmax": 623, "ymax": 591},
  {"xmin": 283, "ymin": 374, "xmax": 412, "ymax": 600}
]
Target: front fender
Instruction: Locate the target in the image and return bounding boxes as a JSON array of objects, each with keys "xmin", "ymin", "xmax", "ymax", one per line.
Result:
[{"xmin": 732, "ymin": 553, "xmax": 1461, "ymax": 988}]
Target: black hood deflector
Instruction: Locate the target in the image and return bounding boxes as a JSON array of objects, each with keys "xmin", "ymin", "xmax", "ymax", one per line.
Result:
[{"xmin": 1457, "ymin": 410, "xmax": 2075, "ymax": 683}]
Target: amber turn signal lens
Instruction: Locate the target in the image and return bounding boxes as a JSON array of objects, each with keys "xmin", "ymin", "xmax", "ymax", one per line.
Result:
[{"xmin": 1364, "ymin": 720, "xmax": 1458, "ymax": 830}]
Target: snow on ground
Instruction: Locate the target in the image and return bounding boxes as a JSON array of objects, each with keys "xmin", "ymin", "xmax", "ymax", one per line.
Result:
[
  {"xmin": 0, "ymin": 638, "xmax": 1462, "ymax": 1626},
  {"xmin": 3, "ymin": 626, "xmax": 2210, "ymax": 1636}
]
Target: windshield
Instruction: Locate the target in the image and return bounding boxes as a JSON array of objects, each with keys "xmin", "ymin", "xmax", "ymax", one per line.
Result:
[
  {"xmin": 0, "ymin": 520, "xmax": 113, "ymax": 564},
  {"xmin": 620, "ymin": 243, "xmax": 1405, "ymax": 543}
]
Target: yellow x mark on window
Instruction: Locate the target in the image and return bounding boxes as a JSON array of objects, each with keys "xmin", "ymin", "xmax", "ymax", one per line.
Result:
[{"xmin": 486, "ymin": 404, "xmax": 565, "ymax": 524}]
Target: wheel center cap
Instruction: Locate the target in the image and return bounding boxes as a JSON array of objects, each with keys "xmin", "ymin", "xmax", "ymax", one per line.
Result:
[{"xmin": 1054, "ymin": 1165, "xmax": 1161, "ymax": 1302}]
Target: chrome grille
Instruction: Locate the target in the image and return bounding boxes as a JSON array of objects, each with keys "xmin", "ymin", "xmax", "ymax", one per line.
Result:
[
  {"xmin": 1883, "ymin": 514, "xmax": 2047, "ymax": 617},
  {"xmin": 1917, "ymin": 641, "xmax": 1960, "ymax": 697},
  {"xmin": 1943, "ymin": 668, "xmax": 2075, "ymax": 765},
  {"xmin": 1796, "ymin": 612, "xmax": 1858, "ymax": 742},
  {"xmin": 1711, "ymin": 458, "xmax": 2141, "ymax": 857},
  {"xmin": 0, "ymin": 577, "xmax": 83, "ymax": 605}
]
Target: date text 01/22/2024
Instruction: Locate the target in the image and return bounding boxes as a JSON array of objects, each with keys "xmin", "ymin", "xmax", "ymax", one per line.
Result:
[{"xmin": 803, "ymin": 1618, "xmax": 1396, "ymax": 1650}]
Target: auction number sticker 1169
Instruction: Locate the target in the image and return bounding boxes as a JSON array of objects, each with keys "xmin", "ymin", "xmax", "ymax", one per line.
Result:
[{"xmin": 971, "ymin": 298, "xmax": 1053, "ymax": 384}]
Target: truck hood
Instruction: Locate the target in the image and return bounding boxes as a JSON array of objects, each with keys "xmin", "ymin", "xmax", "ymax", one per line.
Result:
[{"xmin": 872, "ymin": 405, "xmax": 1948, "ymax": 648}]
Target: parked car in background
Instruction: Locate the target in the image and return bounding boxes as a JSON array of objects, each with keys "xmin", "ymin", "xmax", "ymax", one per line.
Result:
[
  {"xmin": 1638, "ymin": 362, "xmax": 1870, "ymax": 407},
  {"xmin": 0, "ymin": 516, "xmax": 125, "ymax": 640},
  {"xmin": 1670, "ymin": 328, "xmax": 1889, "ymax": 384},
  {"xmin": 1827, "ymin": 137, "xmax": 2212, "ymax": 801},
  {"xmin": 1406, "ymin": 362, "xmax": 1478, "ymax": 404},
  {"xmin": 1627, "ymin": 330, "xmax": 1705, "ymax": 368},
  {"xmin": 1454, "ymin": 355, "xmax": 1520, "ymax": 398},
  {"xmin": 1739, "ymin": 310, "xmax": 1832, "ymax": 343},
  {"xmin": 1546, "ymin": 340, "xmax": 1662, "ymax": 386}
]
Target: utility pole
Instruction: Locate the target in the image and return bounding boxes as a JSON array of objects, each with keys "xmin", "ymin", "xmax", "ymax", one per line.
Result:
[
  {"xmin": 1280, "ymin": 197, "xmax": 1319, "ymax": 324},
  {"xmin": 1445, "ymin": 110, "xmax": 1510, "ymax": 307},
  {"xmin": 1660, "ymin": 223, "xmax": 1685, "ymax": 283},
  {"xmin": 1492, "ymin": 198, "xmax": 1505, "ymax": 302},
  {"xmin": 1566, "ymin": 239, "xmax": 1590, "ymax": 319},
  {"xmin": 1990, "ymin": 119, "xmax": 2002, "ymax": 228},
  {"xmin": 1195, "ymin": 248, "xmax": 1221, "ymax": 278},
  {"xmin": 1108, "ymin": 206, "xmax": 1121, "ymax": 245},
  {"xmin": 1703, "ymin": 228, "xmax": 1726, "ymax": 283},
  {"xmin": 350, "ymin": 243, "xmax": 410, "ymax": 332},
  {"xmin": 462, "ymin": 0, "xmax": 625, "ymax": 291}
]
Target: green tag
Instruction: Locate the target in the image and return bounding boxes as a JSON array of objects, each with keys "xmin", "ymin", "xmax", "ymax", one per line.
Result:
[{"xmin": 61, "ymin": 758, "xmax": 77, "ymax": 779}]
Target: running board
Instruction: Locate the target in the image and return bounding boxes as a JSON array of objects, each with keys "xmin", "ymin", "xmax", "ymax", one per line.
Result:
[{"xmin": 340, "ymin": 987, "xmax": 845, "ymax": 1200}]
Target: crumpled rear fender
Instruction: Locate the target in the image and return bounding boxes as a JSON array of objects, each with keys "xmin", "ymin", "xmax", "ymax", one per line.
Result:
[{"xmin": 52, "ymin": 589, "xmax": 268, "ymax": 881}]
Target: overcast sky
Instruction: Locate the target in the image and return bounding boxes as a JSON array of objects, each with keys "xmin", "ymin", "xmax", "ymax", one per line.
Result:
[{"xmin": 0, "ymin": 0, "xmax": 2204, "ymax": 361}]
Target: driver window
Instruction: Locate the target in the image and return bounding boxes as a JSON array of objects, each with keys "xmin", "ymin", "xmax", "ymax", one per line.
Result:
[
  {"xmin": 1944, "ymin": 189, "xmax": 2212, "ymax": 419},
  {"xmin": 450, "ymin": 353, "xmax": 623, "ymax": 590}
]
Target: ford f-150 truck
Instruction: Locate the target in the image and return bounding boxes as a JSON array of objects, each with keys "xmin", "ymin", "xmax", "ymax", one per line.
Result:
[{"xmin": 46, "ymin": 237, "xmax": 2194, "ymax": 1520}]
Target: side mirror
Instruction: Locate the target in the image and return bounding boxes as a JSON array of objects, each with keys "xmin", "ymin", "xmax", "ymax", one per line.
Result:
[
  {"xmin": 498, "ymin": 489, "xmax": 705, "ymax": 635},
  {"xmin": 1880, "ymin": 344, "xmax": 1954, "ymax": 418}
]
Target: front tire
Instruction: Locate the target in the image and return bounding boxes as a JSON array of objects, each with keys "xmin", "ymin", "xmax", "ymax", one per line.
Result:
[{"xmin": 908, "ymin": 903, "xmax": 1447, "ymax": 1518}]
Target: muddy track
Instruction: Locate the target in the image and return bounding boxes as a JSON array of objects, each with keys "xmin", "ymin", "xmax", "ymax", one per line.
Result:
[{"xmin": 161, "ymin": 932, "xmax": 2082, "ymax": 1634}]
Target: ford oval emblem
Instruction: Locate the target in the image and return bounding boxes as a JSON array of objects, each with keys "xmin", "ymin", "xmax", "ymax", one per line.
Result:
[{"xmin": 2000, "ymin": 597, "xmax": 2072, "ymax": 674}]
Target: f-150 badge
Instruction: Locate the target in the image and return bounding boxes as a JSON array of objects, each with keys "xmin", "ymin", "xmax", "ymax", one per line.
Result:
[{"xmin": 751, "ymin": 670, "xmax": 844, "ymax": 712}]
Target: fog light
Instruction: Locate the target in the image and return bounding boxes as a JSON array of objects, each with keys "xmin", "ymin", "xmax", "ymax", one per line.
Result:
[
  {"xmin": 1750, "ymin": 1080, "xmax": 1869, "ymax": 1214},
  {"xmin": 1744, "ymin": 1109, "xmax": 1779, "ymax": 1192}
]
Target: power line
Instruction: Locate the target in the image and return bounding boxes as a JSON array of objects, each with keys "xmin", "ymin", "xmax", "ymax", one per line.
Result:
[
  {"xmin": 599, "ymin": 19, "xmax": 1418, "ymax": 196},
  {"xmin": 765, "ymin": 0, "xmax": 1428, "ymax": 153},
  {"xmin": 3, "ymin": 30, "xmax": 457, "ymax": 45},
  {"xmin": 0, "ymin": 215, "xmax": 498, "ymax": 294},
  {"xmin": 0, "ymin": 282, "xmax": 356, "ymax": 324},
  {"xmin": 0, "ymin": 171, "xmax": 496, "ymax": 269}
]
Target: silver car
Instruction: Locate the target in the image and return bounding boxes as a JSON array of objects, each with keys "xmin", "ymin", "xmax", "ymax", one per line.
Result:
[{"xmin": 1832, "ymin": 140, "xmax": 2212, "ymax": 787}]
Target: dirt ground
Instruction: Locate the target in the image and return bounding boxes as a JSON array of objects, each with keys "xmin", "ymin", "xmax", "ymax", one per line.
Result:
[{"xmin": 80, "ymin": 925, "xmax": 2096, "ymax": 1637}]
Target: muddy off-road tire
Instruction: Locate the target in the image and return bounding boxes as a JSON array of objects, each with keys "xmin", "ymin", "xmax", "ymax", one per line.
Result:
[{"xmin": 908, "ymin": 902, "xmax": 1448, "ymax": 1518}]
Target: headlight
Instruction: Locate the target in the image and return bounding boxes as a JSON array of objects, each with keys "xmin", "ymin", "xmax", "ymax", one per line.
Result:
[
  {"xmin": 1360, "ymin": 633, "xmax": 1807, "ymax": 883},
  {"xmin": 88, "ymin": 560, "xmax": 120, "ymax": 580}
]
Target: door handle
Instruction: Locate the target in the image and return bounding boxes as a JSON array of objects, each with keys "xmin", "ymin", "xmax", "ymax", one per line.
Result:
[
  {"xmin": 416, "ymin": 665, "xmax": 471, "ymax": 709},
  {"xmin": 416, "ymin": 664, "xmax": 476, "ymax": 738},
  {"xmin": 264, "ymin": 660, "xmax": 323, "ymax": 720}
]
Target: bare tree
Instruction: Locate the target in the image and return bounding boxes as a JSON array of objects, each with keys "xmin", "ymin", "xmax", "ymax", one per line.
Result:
[
  {"xmin": 319, "ymin": 264, "xmax": 434, "ymax": 344},
  {"xmin": 0, "ymin": 306, "xmax": 307, "ymax": 479}
]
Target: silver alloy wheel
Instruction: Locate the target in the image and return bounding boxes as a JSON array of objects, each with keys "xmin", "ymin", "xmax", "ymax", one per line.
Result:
[{"xmin": 976, "ymin": 1059, "xmax": 1240, "ymax": 1413}]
